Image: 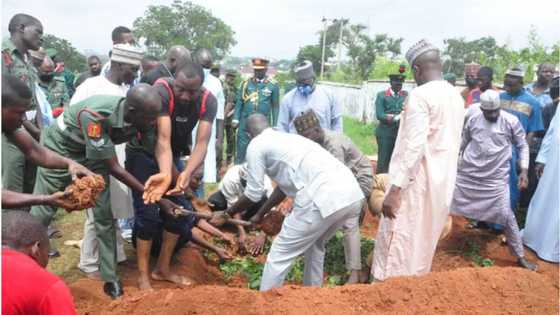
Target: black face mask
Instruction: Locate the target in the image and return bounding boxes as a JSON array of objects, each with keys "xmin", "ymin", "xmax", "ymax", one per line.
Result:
[{"xmin": 39, "ymin": 73, "xmax": 55, "ymax": 82}]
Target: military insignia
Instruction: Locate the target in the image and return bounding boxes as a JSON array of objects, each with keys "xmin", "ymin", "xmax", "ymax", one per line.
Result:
[
  {"xmin": 89, "ymin": 138, "xmax": 105, "ymax": 148},
  {"xmin": 2, "ymin": 51, "xmax": 13, "ymax": 66},
  {"xmin": 262, "ymin": 88, "xmax": 272, "ymax": 96},
  {"xmin": 87, "ymin": 122, "xmax": 102, "ymax": 138}
]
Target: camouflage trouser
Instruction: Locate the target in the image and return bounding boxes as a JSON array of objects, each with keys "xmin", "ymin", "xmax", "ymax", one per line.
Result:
[{"xmin": 225, "ymin": 118, "xmax": 236, "ymax": 165}]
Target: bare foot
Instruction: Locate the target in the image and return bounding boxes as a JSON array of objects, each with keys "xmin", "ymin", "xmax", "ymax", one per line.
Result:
[
  {"xmin": 138, "ymin": 274, "xmax": 153, "ymax": 291},
  {"xmin": 151, "ymin": 270, "xmax": 192, "ymax": 287}
]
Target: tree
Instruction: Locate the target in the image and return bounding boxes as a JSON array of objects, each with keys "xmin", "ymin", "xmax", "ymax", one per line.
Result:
[
  {"xmin": 41, "ymin": 34, "xmax": 87, "ymax": 72},
  {"xmin": 442, "ymin": 36, "xmax": 499, "ymax": 77},
  {"xmin": 296, "ymin": 44, "xmax": 331, "ymax": 74},
  {"xmin": 133, "ymin": 0, "xmax": 236, "ymax": 59},
  {"xmin": 344, "ymin": 25, "xmax": 402, "ymax": 81}
]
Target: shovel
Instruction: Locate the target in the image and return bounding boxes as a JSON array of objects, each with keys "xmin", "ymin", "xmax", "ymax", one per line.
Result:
[{"xmin": 173, "ymin": 208, "xmax": 252, "ymax": 227}]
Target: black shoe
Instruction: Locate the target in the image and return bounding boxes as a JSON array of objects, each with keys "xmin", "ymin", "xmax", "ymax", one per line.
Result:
[
  {"xmin": 517, "ymin": 257, "xmax": 538, "ymax": 271},
  {"xmin": 48, "ymin": 249, "xmax": 60, "ymax": 258},
  {"xmin": 103, "ymin": 281, "xmax": 124, "ymax": 299}
]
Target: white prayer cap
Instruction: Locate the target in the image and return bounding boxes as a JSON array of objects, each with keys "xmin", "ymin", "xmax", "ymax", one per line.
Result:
[
  {"xmin": 295, "ymin": 60, "xmax": 315, "ymax": 81},
  {"xmin": 480, "ymin": 90, "xmax": 501, "ymax": 110},
  {"xmin": 111, "ymin": 44, "xmax": 144, "ymax": 66},
  {"xmin": 405, "ymin": 39, "xmax": 439, "ymax": 66},
  {"xmin": 505, "ymin": 67, "xmax": 525, "ymax": 78}
]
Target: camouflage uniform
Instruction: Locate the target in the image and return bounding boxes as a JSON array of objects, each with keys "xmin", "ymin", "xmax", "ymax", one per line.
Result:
[
  {"xmin": 1, "ymin": 38, "xmax": 39, "ymax": 195},
  {"xmin": 39, "ymin": 76, "xmax": 70, "ymax": 109}
]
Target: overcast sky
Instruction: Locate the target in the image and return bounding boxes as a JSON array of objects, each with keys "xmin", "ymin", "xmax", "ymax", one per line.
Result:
[{"xmin": 2, "ymin": 0, "xmax": 558, "ymax": 60}]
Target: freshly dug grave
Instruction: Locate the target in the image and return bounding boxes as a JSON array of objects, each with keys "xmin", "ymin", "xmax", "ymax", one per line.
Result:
[
  {"xmin": 61, "ymin": 175, "xmax": 105, "ymax": 211},
  {"xmin": 74, "ymin": 267, "xmax": 558, "ymax": 315},
  {"xmin": 70, "ymin": 213, "xmax": 559, "ymax": 314}
]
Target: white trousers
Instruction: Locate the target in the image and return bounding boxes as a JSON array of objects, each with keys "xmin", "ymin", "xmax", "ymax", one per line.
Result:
[
  {"xmin": 78, "ymin": 209, "xmax": 127, "ymax": 273},
  {"xmin": 342, "ymin": 209, "xmax": 362, "ymax": 271},
  {"xmin": 260, "ymin": 198, "xmax": 364, "ymax": 291}
]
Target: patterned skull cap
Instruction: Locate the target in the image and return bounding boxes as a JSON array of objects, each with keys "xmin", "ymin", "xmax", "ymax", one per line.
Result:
[
  {"xmin": 293, "ymin": 109, "xmax": 320, "ymax": 133},
  {"xmin": 480, "ymin": 90, "xmax": 501, "ymax": 110},
  {"xmin": 405, "ymin": 39, "xmax": 439, "ymax": 66}
]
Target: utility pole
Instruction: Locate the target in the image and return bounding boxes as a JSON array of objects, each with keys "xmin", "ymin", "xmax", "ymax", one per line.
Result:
[
  {"xmin": 320, "ymin": 17, "xmax": 327, "ymax": 80},
  {"xmin": 337, "ymin": 18, "xmax": 344, "ymax": 68}
]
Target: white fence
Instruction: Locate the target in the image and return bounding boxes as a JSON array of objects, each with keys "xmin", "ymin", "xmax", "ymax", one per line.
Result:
[{"xmin": 318, "ymin": 80, "xmax": 417, "ymax": 123}]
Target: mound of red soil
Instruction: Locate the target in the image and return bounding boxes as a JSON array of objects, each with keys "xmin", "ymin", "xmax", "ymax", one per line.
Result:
[
  {"xmin": 70, "ymin": 212, "xmax": 559, "ymax": 314},
  {"xmin": 74, "ymin": 267, "xmax": 558, "ymax": 315}
]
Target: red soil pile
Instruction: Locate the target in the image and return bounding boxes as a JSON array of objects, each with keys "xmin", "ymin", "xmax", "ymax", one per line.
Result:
[
  {"xmin": 70, "ymin": 213, "xmax": 559, "ymax": 314},
  {"xmin": 74, "ymin": 267, "xmax": 558, "ymax": 315}
]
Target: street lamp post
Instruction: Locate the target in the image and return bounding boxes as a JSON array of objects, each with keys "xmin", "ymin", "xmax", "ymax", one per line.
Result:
[{"xmin": 320, "ymin": 17, "xmax": 327, "ymax": 80}]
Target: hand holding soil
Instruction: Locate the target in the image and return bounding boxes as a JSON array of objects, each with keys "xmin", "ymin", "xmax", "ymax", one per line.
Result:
[{"xmin": 59, "ymin": 175, "xmax": 105, "ymax": 211}]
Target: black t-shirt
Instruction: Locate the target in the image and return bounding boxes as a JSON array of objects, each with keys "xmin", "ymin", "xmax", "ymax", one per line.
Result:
[
  {"xmin": 156, "ymin": 79, "xmax": 217, "ymax": 156},
  {"xmin": 140, "ymin": 64, "xmax": 173, "ymax": 85}
]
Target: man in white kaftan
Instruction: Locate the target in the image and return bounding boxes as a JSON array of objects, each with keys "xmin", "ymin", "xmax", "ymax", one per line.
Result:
[
  {"xmin": 371, "ymin": 40, "xmax": 464, "ymax": 281},
  {"xmin": 522, "ymin": 102, "xmax": 559, "ymax": 263}
]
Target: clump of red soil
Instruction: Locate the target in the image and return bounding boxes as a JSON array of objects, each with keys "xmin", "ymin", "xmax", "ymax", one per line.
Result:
[
  {"xmin": 74, "ymin": 267, "xmax": 558, "ymax": 315},
  {"xmin": 259, "ymin": 210, "xmax": 285, "ymax": 236},
  {"xmin": 62, "ymin": 175, "xmax": 105, "ymax": 211}
]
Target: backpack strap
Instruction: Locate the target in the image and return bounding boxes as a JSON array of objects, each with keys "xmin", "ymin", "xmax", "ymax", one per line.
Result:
[
  {"xmin": 199, "ymin": 89, "xmax": 210, "ymax": 119},
  {"xmin": 154, "ymin": 78, "xmax": 175, "ymax": 116}
]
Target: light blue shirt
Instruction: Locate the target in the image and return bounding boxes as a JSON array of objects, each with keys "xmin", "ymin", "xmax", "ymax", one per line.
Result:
[
  {"xmin": 525, "ymin": 83, "xmax": 553, "ymax": 108},
  {"xmin": 277, "ymin": 85, "xmax": 342, "ymax": 133}
]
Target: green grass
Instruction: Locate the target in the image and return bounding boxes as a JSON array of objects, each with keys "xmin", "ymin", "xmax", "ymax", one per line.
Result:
[
  {"xmin": 47, "ymin": 210, "xmax": 87, "ymax": 283},
  {"xmin": 342, "ymin": 116, "xmax": 377, "ymax": 156},
  {"xmin": 219, "ymin": 232, "xmax": 375, "ymax": 289}
]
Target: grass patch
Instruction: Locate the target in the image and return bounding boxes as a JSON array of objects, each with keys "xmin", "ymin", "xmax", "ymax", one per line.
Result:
[
  {"xmin": 463, "ymin": 240, "xmax": 494, "ymax": 267},
  {"xmin": 343, "ymin": 116, "xmax": 377, "ymax": 155},
  {"xmin": 219, "ymin": 232, "xmax": 375, "ymax": 289},
  {"xmin": 47, "ymin": 210, "xmax": 87, "ymax": 283}
]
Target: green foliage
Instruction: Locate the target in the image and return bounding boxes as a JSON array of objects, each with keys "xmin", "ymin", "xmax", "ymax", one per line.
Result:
[
  {"xmin": 220, "ymin": 257, "xmax": 264, "ymax": 290},
  {"xmin": 443, "ymin": 28, "xmax": 559, "ymax": 83},
  {"xmin": 41, "ymin": 34, "xmax": 86, "ymax": 72},
  {"xmin": 343, "ymin": 116, "xmax": 377, "ymax": 155},
  {"xmin": 345, "ymin": 26, "xmax": 403, "ymax": 81},
  {"xmin": 133, "ymin": 0, "xmax": 236, "ymax": 59},
  {"xmin": 219, "ymin": 233, "xmax": 375, "ymax": 289},
  {"xmin": 463, "ymin": 241, "xmax": 495, "ymax": 267},
  {"xmin": 369, "ymin": 57, "xmax": 411, "ymax": 80},
  {"xmin": 296, "ymin": 44, "xmax": 332, "ymax": 75}
]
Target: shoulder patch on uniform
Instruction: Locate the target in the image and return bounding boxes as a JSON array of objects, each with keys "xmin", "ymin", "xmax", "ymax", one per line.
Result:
[
  {"xmin": 87, "ymin": 122, "xmax": 102, "ymax": 139},
  {"xmin": 2, "ymin": 51, "xmax": 13, "ymax": 67}
]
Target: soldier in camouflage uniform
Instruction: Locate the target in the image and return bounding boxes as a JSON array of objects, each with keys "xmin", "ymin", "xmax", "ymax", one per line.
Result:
[
  {"xmin": 2, "ymin": 14, "xmax": 43, "ymax": 197},
  {"xmin": 36, "ymin": 55, "xmax": 70, "ymax": 110},
  {"xmin": 222, "ymin": 69, "xmax": 238, "ymax": 165},
  {"xmin": 30, "ymin": 85, "xmax": 174, "ymax": 299}
]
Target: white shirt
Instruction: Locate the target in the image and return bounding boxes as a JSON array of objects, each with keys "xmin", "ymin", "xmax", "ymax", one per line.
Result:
[
  {"xmin": 244, "ymin": 128, "xmax": 363, "ymax": 218},
  {"xmin": 70, "ymin": 74, "xmax": 127, "ymax": 105},
  {"xmin": 203, "ymin": 69, "xmax": 225, "ymax": 120},
  {"xmin": 219, "ymin": 164, "xmax": 273, "ymax": 207}
]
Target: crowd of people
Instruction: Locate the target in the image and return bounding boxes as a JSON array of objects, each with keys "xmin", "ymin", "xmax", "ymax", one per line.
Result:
[{"xmin": 1, "ymin": 12, "xmax": 558, "ymax": 314}]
